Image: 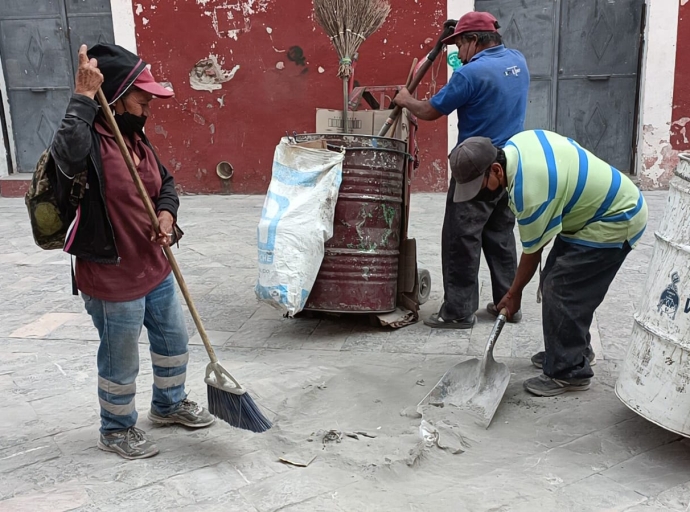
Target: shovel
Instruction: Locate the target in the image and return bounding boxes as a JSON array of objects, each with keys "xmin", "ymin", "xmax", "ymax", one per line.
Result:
[{"xmin": 419, "ymin": 309, "xmax": 510, "ymax": 428}]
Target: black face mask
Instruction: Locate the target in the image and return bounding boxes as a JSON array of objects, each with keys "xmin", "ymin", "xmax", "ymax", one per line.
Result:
[
  {"xmin": 114, "ymin": 111, "xmax": 147, "ymax": 136},
  {"xmin": 475, "ymin": 184, "xmax": 504, "ymax": 202}
]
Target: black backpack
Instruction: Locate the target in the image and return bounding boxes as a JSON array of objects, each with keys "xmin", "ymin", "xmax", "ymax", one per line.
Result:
[{"xmin": 25, "ymin": 149, "xmax": 87, "ymax": 250}]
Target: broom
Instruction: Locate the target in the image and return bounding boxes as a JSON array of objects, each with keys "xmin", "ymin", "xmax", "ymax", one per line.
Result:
[
  {"xmin": 95, "ymin": 89, "xmax": 272, "ymax": 434},
  {"xmin": 313, "ymin": 0, "xmax": 391, "ymax": 134}
]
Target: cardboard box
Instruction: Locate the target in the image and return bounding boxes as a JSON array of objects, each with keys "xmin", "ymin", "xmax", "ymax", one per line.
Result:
[
  {"xmin": 373, "ymin": 109, "xmax": 410, "ymax": 141},
  {"xmin": 294, "ymin": 139, "xmax": 328, "ymax": 150},
  {"xmin": 315, "ymin": 109, "xmax": 374, "ymax": 135},
  {"xmin": 315, "ymin": 108, "xmax": 410, "ymax": 141}
]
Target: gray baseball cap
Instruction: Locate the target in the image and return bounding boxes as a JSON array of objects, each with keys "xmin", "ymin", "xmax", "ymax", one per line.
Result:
[{"xmin": 449, "ymin": 137, "xmax": 498, "ymax": 202}]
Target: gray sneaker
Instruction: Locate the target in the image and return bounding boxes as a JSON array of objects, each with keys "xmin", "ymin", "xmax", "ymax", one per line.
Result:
[
  {"xmin": 98, "ymin": 427, "xmax": 159, "ymax": 460},
  {"xmin": 531, "ymin": 351, "xmax": 596, "ymax": 369},
  {"xmin": 148, "ymin": 399, "xmax": 215, "ymax": 428},
  {"xmin": 524, "ymin": 374, "xmax": 591, "ymax": 397}
]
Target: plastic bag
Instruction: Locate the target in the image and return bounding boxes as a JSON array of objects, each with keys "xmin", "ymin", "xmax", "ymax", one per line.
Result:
[{"xmin": 255, "ymin": 138, "xmax": 344, "ymax": 316}]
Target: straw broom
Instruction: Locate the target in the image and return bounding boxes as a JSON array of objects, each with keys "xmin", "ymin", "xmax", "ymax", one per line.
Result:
[
  {"xmin": 313, "ymin": 0, "xmax": 391, "ymax": 133},
  {"xmin": 95, "ymin": 89, "xmax": 272, "ymax": 434}
]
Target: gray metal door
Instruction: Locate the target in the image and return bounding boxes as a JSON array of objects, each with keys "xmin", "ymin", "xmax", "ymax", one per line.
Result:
[
  {"xmin": 556, "ymin": 0, "xmax": 644, "ymax": 172},
  {"xmin": 64, "ymin": 0, "xmax": 115, "ymax": 71},
  {"xmin": 476, "ymin": 0, "xmax": 645, "ymax": 172},
  {"xmin": 0, "ymin": 0, "xmax": 113, "ymax": 173},
  {"xmin": 477, "ymin": 0, "xmax": 558, "ymax": 134}
]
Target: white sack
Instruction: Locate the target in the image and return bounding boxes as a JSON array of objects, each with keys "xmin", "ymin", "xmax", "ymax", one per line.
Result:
[{"xmin": 255, "ymin": 138, "xmax": 344, "ymax": 316}]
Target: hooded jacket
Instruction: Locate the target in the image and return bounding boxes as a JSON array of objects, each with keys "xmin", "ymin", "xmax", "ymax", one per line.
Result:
[{"xmin": 51, "ymin": 44, "xmax": 179, "ymax": 266}]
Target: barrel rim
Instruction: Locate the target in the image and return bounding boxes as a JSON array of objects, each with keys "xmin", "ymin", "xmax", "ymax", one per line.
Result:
[
  {"xmin": 294, "ymin": 133, "xmax": 407, "ymax": 150},
  {"xmin": 296, "ymin": 132, "xmax": 407, "ymax": 143},
  {"xmin": 615, "ymin": 384, "xmax": 690, "ymax": 439}
]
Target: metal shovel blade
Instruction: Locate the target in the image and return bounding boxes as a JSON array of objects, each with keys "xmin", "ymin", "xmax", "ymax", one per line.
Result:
[{"xmin": 419, "ymin": 313, "xmax": 510, "ymax": 428}]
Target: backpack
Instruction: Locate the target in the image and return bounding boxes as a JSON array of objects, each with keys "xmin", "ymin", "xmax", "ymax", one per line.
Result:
[{"xmin": 25, "ymin": 149, "xmax": 87, "ymax": 250}]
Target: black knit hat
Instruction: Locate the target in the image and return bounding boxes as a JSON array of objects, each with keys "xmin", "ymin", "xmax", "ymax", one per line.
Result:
[{"xmin": 87, "ymin": 43, "xmax": 147, "ymax": 105}]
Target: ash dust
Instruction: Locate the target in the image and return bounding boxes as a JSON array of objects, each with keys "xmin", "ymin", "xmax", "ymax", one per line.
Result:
[{"xmin": 229, "ymin": 351, "xmax": 555, "ymax": 501}]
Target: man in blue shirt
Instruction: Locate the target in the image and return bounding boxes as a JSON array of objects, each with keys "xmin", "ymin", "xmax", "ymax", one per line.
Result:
[{"xmin": 395, "ymin": 12, "xmax": 530, "ymax": 329}]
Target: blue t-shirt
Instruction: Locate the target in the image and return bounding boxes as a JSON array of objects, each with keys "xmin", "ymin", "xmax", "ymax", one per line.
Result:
[{"xmin": 430, "ymin": 45, "xmax": 530, "ymax": 147}]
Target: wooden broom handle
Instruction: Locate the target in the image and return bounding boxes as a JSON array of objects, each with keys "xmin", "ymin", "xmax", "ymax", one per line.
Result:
[
  {"xmin": 378, "ymin": 21, "xmax": 456, "ymax": 137},
  {"xmin": 95, "ymin": 89, "xmax": 218, "ymax": 364},
  {"xmin": 389, "ymin": 58, "xmax": 418, "ymax": 137}
]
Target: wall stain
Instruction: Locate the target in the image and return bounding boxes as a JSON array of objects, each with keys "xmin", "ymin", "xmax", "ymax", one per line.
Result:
[{"xmin": 287, "ymin": 46, "xmax": 306, "ymax": 66}]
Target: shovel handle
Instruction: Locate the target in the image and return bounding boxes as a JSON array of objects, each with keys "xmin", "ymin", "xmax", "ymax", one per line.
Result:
[{"xmin": 485, "ymin": 310, "xmax": 507, "ymax": 359}]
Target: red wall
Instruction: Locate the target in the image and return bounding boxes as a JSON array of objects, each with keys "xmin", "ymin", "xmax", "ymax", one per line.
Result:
[
  {"xmin": 671, "ymin": 1, "xmax": 690, "ymax": 151},
  {"xmin": 131, "ymin": 0, "xmax": 448, "ymax": 194}
]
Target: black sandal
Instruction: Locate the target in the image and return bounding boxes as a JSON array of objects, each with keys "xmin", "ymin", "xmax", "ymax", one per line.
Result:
[{"xmin": 423, "ymin": 313, "xmax": 476, "ymax": 330}]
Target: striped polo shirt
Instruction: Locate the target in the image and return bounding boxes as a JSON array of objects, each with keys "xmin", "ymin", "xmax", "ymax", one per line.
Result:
[{"xmin": 503, "ymin": 130, "xmax": 648, "ymax": 254}]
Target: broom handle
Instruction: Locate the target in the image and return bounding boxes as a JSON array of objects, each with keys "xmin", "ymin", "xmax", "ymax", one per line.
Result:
[
  {"xmin": 378, "ymin": 21, "xmax": 456, "ymax": 137},
  {"xmin": 343, "ymin": 77, "xmax": 349, "ymax": 134},
  {"xmin": 389, "ymin": 58, "xmax": 418, "ymax": 137},
  {"xmin": 95, "ymin": 89, "xmax": 219, "ymax": 365}
]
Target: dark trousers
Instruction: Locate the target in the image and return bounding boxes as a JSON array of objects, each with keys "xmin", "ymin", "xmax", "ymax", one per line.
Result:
[
  {"xmin": 541, "ymin": 237, "xmax": 631, "ymax": 380},
  {"xmin": 439, "ymin": 179, "xmax": 517, "ymax": 320}
]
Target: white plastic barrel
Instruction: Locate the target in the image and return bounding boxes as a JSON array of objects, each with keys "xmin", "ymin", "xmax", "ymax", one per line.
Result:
[{"xmin": 616, "ymin": 154, "xmax": 690, "ymax": 437}]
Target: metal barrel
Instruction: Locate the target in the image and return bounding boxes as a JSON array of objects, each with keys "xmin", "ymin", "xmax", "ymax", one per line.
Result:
[
  {"xmin": 297, "ymin": 134, "xmax": 407, "ymax": 313},
  {"xmin": 615, "ymin": 154, "xmax": 690, "ymax": 437}
]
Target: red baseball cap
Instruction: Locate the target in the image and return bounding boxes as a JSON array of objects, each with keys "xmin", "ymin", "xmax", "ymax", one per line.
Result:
[
  {"xmin": 133, "ymin": 67, "xmax": 174, "ymax": 99},
  {"xmin": 442, "ymin": 12, "xmax": 499, "ymax": 45}
]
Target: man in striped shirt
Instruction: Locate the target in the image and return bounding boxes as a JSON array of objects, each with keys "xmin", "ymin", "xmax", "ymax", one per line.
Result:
[{"xmin": 449, "ymin": 130, "xmax": 648, "ymax": 396}]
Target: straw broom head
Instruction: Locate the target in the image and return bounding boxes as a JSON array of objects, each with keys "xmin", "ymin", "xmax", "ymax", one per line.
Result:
[{"xmin": 314, "ymin": 0, "xmax": 391, "ymax": 78}]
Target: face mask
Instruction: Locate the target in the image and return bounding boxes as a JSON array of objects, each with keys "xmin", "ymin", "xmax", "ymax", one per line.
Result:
[
  {"xmin": 476, "ymin": 184, "xmax": 504, "ymax": 202},
  {"xmin": 114, "ymin": 111, "xmax": 147, "ymax": 136},
  {"xmin": 474, "ymin": 170, "xmax": 504, "ymax": 201},
  {"xmin": 460, "ymin": 40, "xmax": 478, "ymax": 65}
]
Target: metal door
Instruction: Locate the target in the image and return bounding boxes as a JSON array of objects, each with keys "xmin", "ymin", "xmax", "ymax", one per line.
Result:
[
  {"xmin": 0, "ymin": 0, "xmax": 113, "ymax": 173},
  {"xmin": 64, "ymin": 0, "xmax": 114, "ymax": 70},
  {"xmin": 556, "ymin": 0, "xmax": 644, "ymax": 172},
  {"xmin": 476, "ymin": 0, "xmax": 558, "ymax": 132},
  {"xmin": 477, "ymin": 0, "xmax": 645, "ymax": 173}
]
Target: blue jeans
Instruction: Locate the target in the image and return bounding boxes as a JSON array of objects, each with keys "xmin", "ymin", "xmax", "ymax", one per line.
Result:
[{"xmin": 83, "ymin": 273, "xmax": 189, "ymax": 434}]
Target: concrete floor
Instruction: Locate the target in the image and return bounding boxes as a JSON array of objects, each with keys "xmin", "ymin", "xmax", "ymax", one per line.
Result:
[{"xmin": 0, "ymin": 191, "xmax": 688, "ymax": 512}]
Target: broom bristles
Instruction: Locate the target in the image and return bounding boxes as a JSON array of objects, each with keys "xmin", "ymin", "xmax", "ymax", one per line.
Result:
[
  {"xmin": 208, "ymin": 384, "xmax": 272, "ymax": 433},
  {"xmin": 314, "ymin": 0, "xmax": 391, "ymax": 78}
]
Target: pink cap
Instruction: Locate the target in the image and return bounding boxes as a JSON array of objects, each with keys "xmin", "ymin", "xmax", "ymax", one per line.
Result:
[
  {"xmin": 442, "ymin": 12, "xmax": 499, "ymax": 45},
  {"xmin": 133, "ymin": 67, "xmax": 174, "ymax": 98}
]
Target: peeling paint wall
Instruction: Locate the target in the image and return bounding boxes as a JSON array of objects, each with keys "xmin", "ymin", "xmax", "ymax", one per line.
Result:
[
  {"xmin": 671, "ymin": 2, "xmax": 690, "ymax": 155},
  {"xmin": 131, "ymin": 0, "xmax": 448, "ymax": 194},
  {"xmin": 637, "ymin": 0, "xmax": 681, "ymax": 189}
]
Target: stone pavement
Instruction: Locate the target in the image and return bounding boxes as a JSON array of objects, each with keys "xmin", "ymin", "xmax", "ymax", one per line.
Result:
[{"xmin": 1, "ymin": 191, "xmax": 689, "ymax": 512}]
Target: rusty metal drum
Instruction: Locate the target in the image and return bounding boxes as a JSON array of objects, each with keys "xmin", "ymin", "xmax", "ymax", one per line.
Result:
[
  {"xmin": 296, "ymin": 134, "xmax": 407, "ymax": 313},
  {"xmin": 616, "ymin": 154, "xmax": 690, "ymax": 437}
]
